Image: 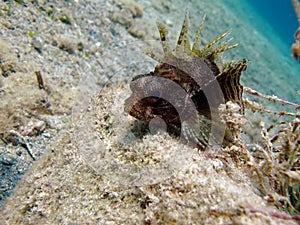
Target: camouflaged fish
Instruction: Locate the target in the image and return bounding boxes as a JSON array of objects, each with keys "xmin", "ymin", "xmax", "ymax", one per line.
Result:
[{"xmin": 125, "ymin": 12, "xmax": 247, "ymax": 149}]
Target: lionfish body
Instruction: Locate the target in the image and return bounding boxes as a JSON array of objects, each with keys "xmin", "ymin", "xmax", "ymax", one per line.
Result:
[{"xmin": 125, "ymin": 12, "xmax": 247, "ymax": 148}]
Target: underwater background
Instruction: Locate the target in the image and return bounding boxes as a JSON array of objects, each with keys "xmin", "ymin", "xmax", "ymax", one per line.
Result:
[
  {"xmin": 248, "ymin": 0, "xmax": 298, "ymax": 46},
  {"xmin": 220, "ymin": 0, "xmax": 300, "ymax": 104}
]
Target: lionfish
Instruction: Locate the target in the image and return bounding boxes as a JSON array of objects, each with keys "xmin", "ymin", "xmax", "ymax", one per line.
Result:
[{"xmin": 124, "ymin": 12, "xmax": 247, "ymax": 149}]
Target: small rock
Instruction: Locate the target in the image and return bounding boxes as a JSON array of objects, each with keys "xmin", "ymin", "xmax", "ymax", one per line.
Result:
[
  {"xmin": 128, "ymin": 19, "xmax": 147, "ymax": 39},
  {"xmin": 16, "ymin": 149, "xmax": 22, "ymax": 156},
  {"xmin": 31, "ymin": 37, "xmax": 43, "ymax": 53},
  {"xmin": 42, "ymin": 132, "xmax": 51, "ymax": 139},
  {"xmin": 110, "ymin": 9, "xmax": 133, "ymax": 27},
  {"xmin": 58, "ymin": 36, "xmax": 75, "ymax": 54},
  {"xmin": 110, "ymin": 27, "xmax": 120, "ymax": 38},
  {"xmin": 77, "ymin": 42, "xmax": 84, "ymax": 51},
  {"xmin": 124, "ymin": 1, "xmax": 143, "ymax": 18},
  {"xmin": 19, "ymin": 118, "xmax": 46, "ymax": 137},
  {"xmin": 59, "ymin": 15, "xmax": 72, "ymax": 25},
  {"xmin": 110, "ymin": 1, "xmax": 143, "ymax": 28},
  {"xmin": 165, "ymin": 19, "xmax": 173, "ymax": 26},
  {"xmin": 2, "ymin": 21, "xmax": 14, "ymax": 30},
  {"xmin": 0, "ymin": 154, "xmax": 17, "ymax": 166}
]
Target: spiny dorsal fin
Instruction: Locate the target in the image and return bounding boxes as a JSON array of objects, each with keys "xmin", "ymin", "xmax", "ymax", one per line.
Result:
[
  {"xmin": 175, "ymin": 10, "xmax": 191, "ymax": 56},
  {"xmin": 157, "ymin": 22, "xmax": 174, "ymax": 60},
  {"xmin": 192, "ymin": 14, "xmax": 206, "ymax": 53},
  {"xmin": 202, "ymin": 31, "xmax": 231, "ymax": 55}
]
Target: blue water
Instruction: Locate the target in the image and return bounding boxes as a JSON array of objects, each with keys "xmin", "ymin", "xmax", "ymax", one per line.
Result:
[
  {"xmin": 223, "ymin": 0, "xmax": 299, "ymax": 49},
  {"xmin": 246, "ymin": 0, "xmax": 298, "ymax": 46},
  {"xmin": 220, "ymin": 0, "xmax": 300, "ymax": 104}
]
